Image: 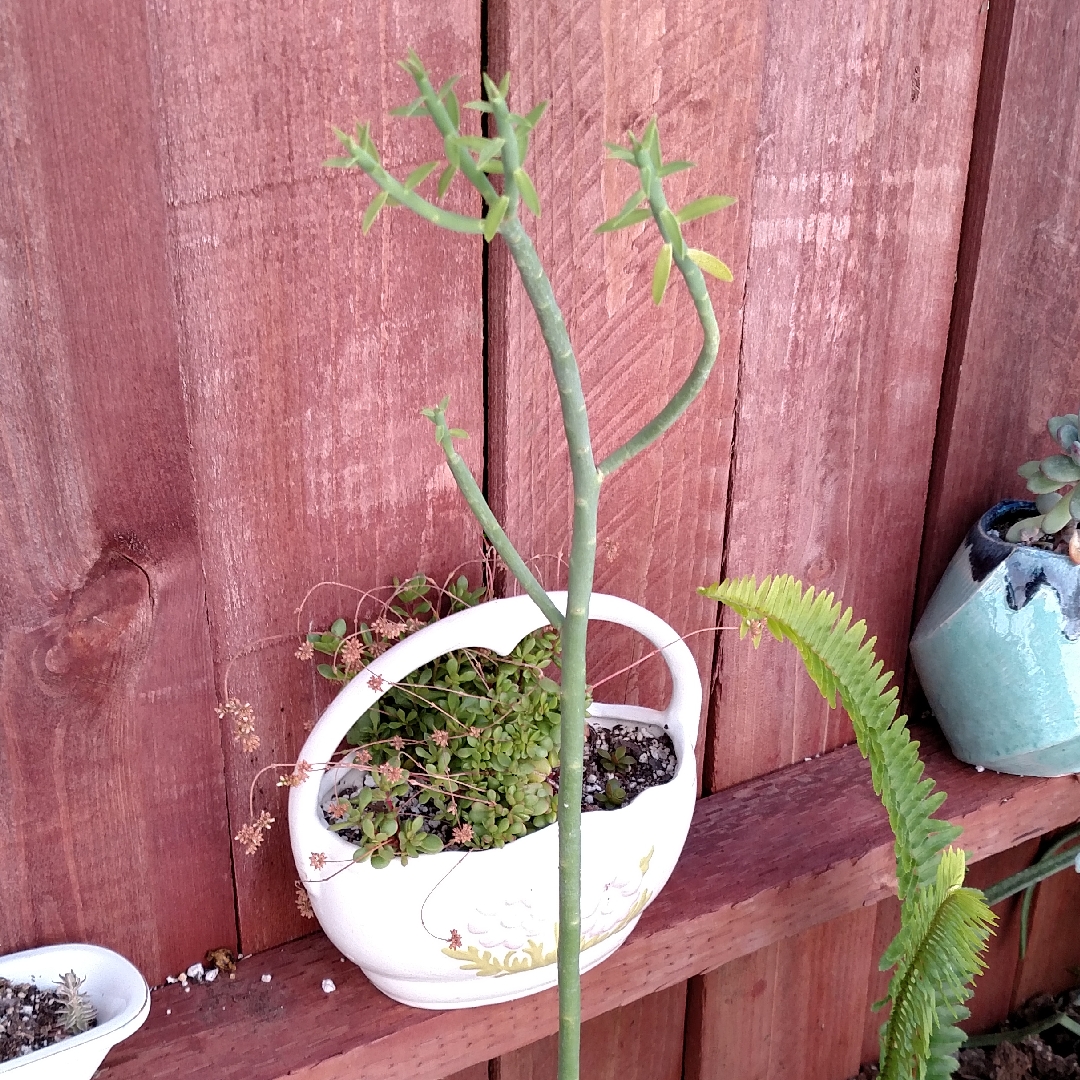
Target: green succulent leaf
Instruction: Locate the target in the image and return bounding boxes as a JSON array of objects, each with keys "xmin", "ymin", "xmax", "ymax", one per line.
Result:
[
  {"xmin": 1071, "ymin": 487, "xmax": 1080, "ymax": 520},
  {"xmin": 389, "ymin": 96, "xmax": 427, "ymax": 118},
  {"xmin": 444, "ymin": 89, "xmax": 460, "ymax": 130},
  {"xmin": 658, "ymin": 160, "xmax": 695, "ymax": 177},
  {"xmin": 484, "ymin": 196, "xmax": 510, "ymax": 242},
  {"xmin": 1027, "ymin": 471, "xmax": 1068, "ymax": 495},
  {"xmin": 1042, "ymin": 491, "xmax": 1074, "ymax": 533},
  {"xmin": 594, "ymin": 207, "xmax": 652, "ymax": 234},
  {"xmin": 464, "ymin": 99, "xmax": 493, "ymax": 113},
  {"xmin": 1049, "ymin": 414, "xmax": 1080, "ymax": 442},
  {"xmin": 437, "ymin": 163, "xmax": 458, "ymax": 198},
  {"xmin": 1017, "ymin": 459, "xmax": 1044, "ymax": 480},
  {"xmin": 514, "ymin": 168, "xmax": 541, "ymax": 217},
  {"xmin": 658, "ymin": 208, "xmax": 685, "ymax": 259},
  {"xmin": 519, "ymin": 100, "xmax": 549, "ymax": 129},
  {"xmin": 324, "ymin": 155, "xmax": 355, "ymax": 169},
  {"xmin": 443, "ymin": 135, "xmax": 461, "ymax": 170},
  {"xmin": 1041, "ymin": 454, "xmax": 1080, "ymax": 483},
  {"xmin": 362, "ymin": 191, "xmax": 389, "ymax": 235},
  {"xmin": 675, "ymin": 194, "xmax": 737, "ymax": 223},
  {"xmin": 604, "ymin": 141, "xmax": 636, "ymax": 163},
  {"xmin": 652, "ymin": 243, "xmax": 673, "ymax": 305},
  {"xmin": 1036, "ymin": 492, "xmax": 1062, "ymax": 515},
  {"xmin": 404, "ymin": 162, "xmax": 439, "ymax": 191},
  {"xmin": 687, "ymin": 248, "xmax": 735, "ymax": 281},
  {"xmin": 1005, "ymin": 514, "xmax": 1047, "ymax": 543},
  {"xmin": 330, "ymin": 619, "xmax": 348, "ymax": 637}
]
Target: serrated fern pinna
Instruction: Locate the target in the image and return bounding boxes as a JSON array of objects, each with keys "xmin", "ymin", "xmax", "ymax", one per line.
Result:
[{"xmin": 701, "ymin": 576, "xmax": 995, "ymax": 1080}]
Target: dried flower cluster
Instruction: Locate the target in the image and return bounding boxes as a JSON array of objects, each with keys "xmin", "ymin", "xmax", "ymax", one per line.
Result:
[
  {"xmin": 235, "ymin": 810, "xmax": 275, "ymax": 855},
  {"xmin": 216, "ymin": 697, "xmax": 260, "ymax": 753}
]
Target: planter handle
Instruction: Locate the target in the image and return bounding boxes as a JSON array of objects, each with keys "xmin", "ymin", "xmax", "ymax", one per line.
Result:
[{"xmin": 290, "ymin": 592, "xmax": 700, "ymax": 862}]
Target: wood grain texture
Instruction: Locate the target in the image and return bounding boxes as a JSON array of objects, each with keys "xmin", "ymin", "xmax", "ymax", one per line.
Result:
[
  {"xmin": 441, "ymin": 1067, "xmax": 488, "ymax": 1080},
  {"xmin": 917, "ymin": 0, "xmax": 1080, "ymax": 609},
  {"xmin": 96, "ymin": 731, "xmax": 1080, "ymax": 1080},
  {"xmin": 486, "ymin": 0, "xmax": 760, "ymax": 722},
  {"xmin": 0, "ymin": 0, "xmax": 236, "ymax": 982},
  {"xmin": 685, "ymin": 908, "xmax": 877, "ymax": 1080},
  {"xmin": 498, "ymin": 984, "xmax": 686, "ymax": 1080},
  {"xmin": 1012, "ymin": 836, "xmax": 1080, "ymax": 1007},
  {"xmin": 711, "ymin": 0, "xmax": 987, "ymax": 791},
  {"xmin": 141, "ymin": 0, "xmax": 486, "ymax": 953}
]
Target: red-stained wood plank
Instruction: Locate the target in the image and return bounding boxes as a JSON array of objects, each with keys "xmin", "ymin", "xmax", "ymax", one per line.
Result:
[
  {"xmin": 0, "ymin": 0, "xmax": 236, "ymax": 983},
  {"xmin": 685, "ymin": 908, "xmax": 877, "ymax": 1080},
  {"xmin": 1012, "ymin": 841, "xmax": 1080, "ymax": 1007},
  {"xmin": 142, "ymin": 0, "xmax": 486, "ymax": 954},
  {"xmin": 916, "ymin": 0, "xmax": 1080, "ymax": 611},
  {"xmin": 96, "ymin": 731, "xmax": 1080, "ymax": 1080},
  {"xmin": 711, "ymin": 0, "xmax": 987, "ymax": 792},
  {"xmin": 486, "ymin": 0, "xmax": 760, "ymax": 726},
  {"xmin": 441, "ymin": 1067, "xmax": 489, "ymax": 1080},
  {"xmin": 498, "ymin": 984, "xmax": 686, "ymax": 1080},
  {"xmin": 859, "ymin": 895, "xmax": 901, "ymax": 1068}
]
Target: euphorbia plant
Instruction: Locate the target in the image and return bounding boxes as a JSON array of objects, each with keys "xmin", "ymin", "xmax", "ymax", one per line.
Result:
[{"xmin": 328, "ymin": 52, "xmax": 733, "ymax": 1080}]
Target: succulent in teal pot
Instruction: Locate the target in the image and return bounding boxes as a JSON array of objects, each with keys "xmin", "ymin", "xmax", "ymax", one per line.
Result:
[{"xmin": 911, "ymin": 414, "xmax": 1080, "ymax": 777}]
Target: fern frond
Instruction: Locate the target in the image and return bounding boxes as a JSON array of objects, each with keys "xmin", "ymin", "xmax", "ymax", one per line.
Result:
[
  {"xmin": 879, "ymin": 850, "xmax": 994, "ymax": 1080},
  {"xmin": 703, "ymin": 575, "xmax": 959, "ymax": 902},
  {"xmin": 702, "ymin": 576, "xmax": 996, "ymax": 1080}
]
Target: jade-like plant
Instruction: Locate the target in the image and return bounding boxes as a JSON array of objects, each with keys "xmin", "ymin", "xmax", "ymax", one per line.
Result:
[
  {"xmin": 1008, "ymin": 412, "xmax": 1080, "ymax": 559},
  {"xmin": 328, "ymin": 51, "xmax": 733, "ymax": 1080},
  {"xmin": 705, "ymin": 576, "xmax": 996, "ymax": 1080}
]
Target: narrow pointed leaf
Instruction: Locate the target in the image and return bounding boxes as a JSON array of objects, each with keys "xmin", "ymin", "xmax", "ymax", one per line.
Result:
[
  {"xmin": 642, "ymin": 117, "xmax": 661, "ymax": 170},
  {"xmin": 604, "ymin": 141, "xmax": 636, "ymax": 163},
  {"xmin": 516, "ymin": 129, "xmax": 529, "ymax": 162},
  {"xmin": 652, "ymin": 243, "xmax": 673, "ymax": 305},
  {"xmin": 444, "ymin": 88, "xmax": 460, "ymax": 130},
  {"xmin": 362, "ymin": 190, "xmax": 388, "ymax": 235},
  {"xmin": 324, "ymin": 155, "xmax": 354, "ymax": 168},
  {"xmin": 521, "ymin": 100, "xmax": 549, "ymax": 129},
  {"xmin": 688, "ymin": 248, "xmax": 735, "ymax": 281},
  {"xmin": 443, "ymin": 135, "xmax": 461, "ymax": 169},
  {"xmin": 594, "ymin": 207, "xmax": 652, "ymax": 234},
  {"xmin": 481, "ymin": 72, "xmax": 500, "ymax": 100},
  {"xmin": 479, "ymin": 159, "xmax": 505, "ymax": 174},
  {"xmin": 404, "ymin": 162, "xmax": 439, "ymax": 190},
  {"xmin": 475, "ymin": 138, "xmax": 505, "ymax": 168},
  {"xmin": 619, "ymin": 187, "xmax": 646, "ymax": 216},
  {"xmin": 483, "ymin": 195, "xmax": 509, "ymax": 242},
  {"xmin": 514, "ymin": 168, "xmax": 541, "ymax": 217},
  {"xmin": 658, "ymin": 160, "xmax": 695, "ymax": 177},
  {"xmin": 675, "ymin": 194, "xmax": 737, "ymax": 223},
  {"xmin": 463, "ymin": 99, "xmax": 493, "ymax": 112},
  {"xmin": 389, "ymin": 96, "xmax": 426, "ymax": 118},
  {"xmin": 498, "ymin": 72, "xmax": 511, "ymax": 97},
  {"xmin": 437, "ymin": 162, "xmax": 458, "ymax": 198},
  {"xmin": 437, "ymin": 74, "xmax": 462, "ymax": 97},
  {"xmin": 332, "ymin": 126, "xmax": 354, "ymax": 150},
  {"xmin": 659, "ymin": 208, "xmax": 685, "ymax": 258}
]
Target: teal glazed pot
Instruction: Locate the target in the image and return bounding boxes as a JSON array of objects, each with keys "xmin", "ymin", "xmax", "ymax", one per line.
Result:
[{"xmin": 911, "ymin": 500, "xmax": 1080, "ymax": 776}]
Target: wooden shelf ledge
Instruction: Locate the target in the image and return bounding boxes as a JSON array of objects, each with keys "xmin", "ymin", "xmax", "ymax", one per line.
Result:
[{"xmin": 98, "ymin": 729, "xmax": 1080, "ymax": 1080}]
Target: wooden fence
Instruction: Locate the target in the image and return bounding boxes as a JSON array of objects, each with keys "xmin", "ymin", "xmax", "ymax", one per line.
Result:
[{"xmin": 2, "ymin": 0, "xmax": 1077, "ymax": 1077}]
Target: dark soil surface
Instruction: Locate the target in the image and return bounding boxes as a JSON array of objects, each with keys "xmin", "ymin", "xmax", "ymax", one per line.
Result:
[
  {"xmin": 0, "ymin": 976, "xmax": 91, "ymax": 1062},
  {"xmin": 851, "ymin": 989, "xmax": 1080, "ymax": 1080}
]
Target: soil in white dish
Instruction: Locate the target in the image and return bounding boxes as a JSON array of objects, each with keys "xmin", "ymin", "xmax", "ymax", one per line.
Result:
[{"xmin": 0, "ymin": 976, "xmax": 95, "ymax": 1062}]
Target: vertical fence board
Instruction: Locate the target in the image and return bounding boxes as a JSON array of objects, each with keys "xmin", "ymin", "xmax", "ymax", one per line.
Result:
[
  {"xmin": 0, "ymin": 1, "xmax": 236, "ymax": 982},
  {"xmin": 711, "ymin": 0, "xmax": 986, "ymax": 792},
  {"xmin": 685, "ymin": 908, "xmax": 877, "ymax": 1080},
  {"xmin": 916, "ymin": 0, "xmax": 1080, "ymax": 608},
  {"xmin": 498, "ymin": 984, "xmax": 686, "ymax": 1080},
  {"xmin": 143, "ymin": 0, "xmax": 486, "ymax": 954}
]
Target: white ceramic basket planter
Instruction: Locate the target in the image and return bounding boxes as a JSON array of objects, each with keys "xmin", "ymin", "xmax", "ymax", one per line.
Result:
[
  {"xmin": 0, "ymin": 944, "xmax": 150, "ymax": 1079},
  {"xmin": 290, "ymin": 592, "xmax": 700, "ymax": 1010}
]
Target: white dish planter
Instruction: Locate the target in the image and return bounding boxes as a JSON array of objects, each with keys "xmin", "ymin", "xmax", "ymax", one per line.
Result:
[
  {"xmin": 0, "ymin": 944, "xmax": 150, "ymax": 1079},
  {"xmin": 290, "ymin": 592, "xmax": 700, "ymax": 1009}
]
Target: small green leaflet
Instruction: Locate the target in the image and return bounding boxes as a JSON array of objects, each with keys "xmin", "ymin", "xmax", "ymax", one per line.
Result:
[
  {"xmin": 514, "ymin": 168, "xmax": 541, "ymax": 216},
  {"xmin": 1043, "ymin": 493, "xmax": 1074, "ymax": 533},
  {"xmin": 658, "ymin": 160, "xmax": 695, "ymax": 177},
  {"xmin": 330, "ymin": 619, "xmax": 348, "ymax": 638},
  {"xmin": 362, "ymin": 191, "xmax": 388, "ymax": 235},
  {"xmin": 519, "ymin": 100, "xmax": 549, "ymax": 130},
  {"xmin": 437, "ymin": 163, "xmax": 457, "ymax": 198},
  {"xmin": 443, "ymin": 134, "xmax": 461, "ymax": 169},
  {"xmin": 404, "ymin": 162, "xmax": 439, "ymax": 190},
  {"xmin": 464, "ymin": 99, "xmax": 493, "ymax": 113},
  {"xmin": 652, "ymin": 243, "xmax": 673, "ymax": 305},
  {"xmin": 594, "ymin": 207, "xmax": 651, "ymax": 234},
  {"xmin": 444, "ymin": 89, "xmax": 460, "ymax": 130},
  {"xmin": 675, "ymin": 194, "xmax": 737, "ymax": 223},
  {"xmin": 688, "ymin": 248, "xmax": 734, "ymax": 281},
  {"xmin": 619, "ymin": 187, "xmax": 646, "ymax": 216},
  {"xmin": 498, "ymin": 71, "xmax": 511, "ymax": 97},
  {"xmin": 604, "ymin": 141, "xmax": 635, "ymax": 163},
  {"xmin": 324, "ymin": 155, "xmax": 354, "ymax": 168},
  {"xmin": 659, "ymin": 208, "xmax": 685, "ymax": 258},
  {"xmin": 484, "ymin": 195, "xmax": 510, "ymax": 241},
  {"xmin": 389, "ymin": 96, "xmax": 427, "ymax": 118}
]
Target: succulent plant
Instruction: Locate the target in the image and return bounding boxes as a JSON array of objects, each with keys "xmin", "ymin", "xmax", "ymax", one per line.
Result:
[
  {"xmin": 1008, "ymin": 413, "xmax": 1080, "ymax": 555},
  {"xmin": 54, "ymin": 971, "xmax": 95, "ymax": 1035}
]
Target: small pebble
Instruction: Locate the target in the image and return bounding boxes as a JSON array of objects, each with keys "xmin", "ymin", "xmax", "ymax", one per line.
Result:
[
  {"xmin": 321, "ymin": 979, "xmax": 336, "ymax": 993},
  {"xmin": 184, "ymin": 986, "xmax": 191, "ymax": 994},
  {"xmin": 166, "ymin": 1009, "xmax": 171, "ymax": 1015},
  {"xmin": 186, "ymin": 963, "xmax": 204, "ymax": 980},
  {"xmin": 204, "ymin": 968, "xmax": 219, "ymax": 983},
  {"xmin": 975, "ymin": 765, "xmax": 985, "ymax": 773},
  {"xmin": 804, "ymin": 757, "xmax": 812, "ymax": 762},
  {"xmin": 165, "ymin": 975, "xmax": 178, "ymax": 984},
  {"xmin": 261, "ymin": 974, "xmax": 272, "ymax": 983}
]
